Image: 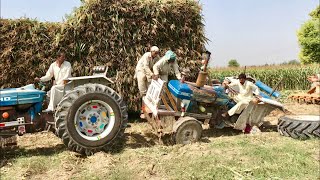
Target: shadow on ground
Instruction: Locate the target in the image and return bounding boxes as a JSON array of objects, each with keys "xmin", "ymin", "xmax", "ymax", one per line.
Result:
[
  {"xmin": 124, "ymin": 131, "xmax": 158, "ymax": 149},
  {"xmin": 116, "ymin": 121, "xmax": 280, "ymax": 149},
  {"xmin": 260, "ymin": 121, "xmax": 278, "ymax": 132},
  {"xmin": 0, "ymin": 121, "xmax": 279, "ymax": 168},
  {"xmin": 200, "ymin": 127, "xmax": 242, "ymax": 143},
  {"xmin": 0, "ymin": 144, "xmax": 66, "ymax": 168},
  {"xmin": 123, "ymin": 125, "xmax": 268, "ymax": 147}
]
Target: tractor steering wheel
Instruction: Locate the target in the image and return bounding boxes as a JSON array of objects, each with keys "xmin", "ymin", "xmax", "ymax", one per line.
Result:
[{"xmin": 35, "ymin": 81, "xmax": 47, "ymax": 91}]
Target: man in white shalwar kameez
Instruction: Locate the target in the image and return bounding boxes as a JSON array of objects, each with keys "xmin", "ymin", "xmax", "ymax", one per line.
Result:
[
  {"xmin": 135, "ymin": 46, "xmax": 160, "ymax": 96},
  {"xmin": 222, "ymin": 73, "xmax": 260, "ymax": 117},
  {"xmin": 35, "ymin": 52, "xmax": 72, "ymax": 112}
]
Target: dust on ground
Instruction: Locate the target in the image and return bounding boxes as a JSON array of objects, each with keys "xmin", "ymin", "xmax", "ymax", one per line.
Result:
[{"xmin": 264, "ymin": 102, "xmax": 320, "ymax": 125}]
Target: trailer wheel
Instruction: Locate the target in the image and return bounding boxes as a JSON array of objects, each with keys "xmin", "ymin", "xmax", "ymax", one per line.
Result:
[
  {"xmin": 55, "ymin": 83, "xmax": 128, "ymax": 155},
  {"xmin": 278, "ymin": 115, "xmax": 320, "ymax": 139},
  {"xmin": 173, "ymin": 117, "xmax": 202, "ymax": 144}
]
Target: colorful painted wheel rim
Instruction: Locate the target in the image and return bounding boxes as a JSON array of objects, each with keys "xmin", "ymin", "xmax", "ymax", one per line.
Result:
[{"xmin": 74, "ymin": 100, "xmax": 115, "ymax": 141}]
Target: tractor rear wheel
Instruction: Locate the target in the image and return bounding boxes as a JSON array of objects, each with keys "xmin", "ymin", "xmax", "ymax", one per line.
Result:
[
  {"xmin": 278, "ymin": 115, "xmax": 320, "ymax": 139},
  {"xmin": 55, "ymin": 83, "xmax": 128, "ymax": 155}
]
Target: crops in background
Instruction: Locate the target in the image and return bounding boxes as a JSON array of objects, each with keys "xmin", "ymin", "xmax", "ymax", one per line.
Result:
[
  {"xmin": 0, "ymin": 0, "xmax": 206, "ymax": 111},
  {"xmin": 209, "ymin": 64, "xmax": 320, "ymax": 90}
]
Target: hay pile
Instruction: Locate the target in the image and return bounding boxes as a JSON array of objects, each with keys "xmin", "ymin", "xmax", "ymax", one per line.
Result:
[
  {"xmin": 0, "ymin": 0, "xmax": 206, "ymax": 111},
  {"xmin": 0, "ymin": 19, "xmax": 60, "ymax": 86}
]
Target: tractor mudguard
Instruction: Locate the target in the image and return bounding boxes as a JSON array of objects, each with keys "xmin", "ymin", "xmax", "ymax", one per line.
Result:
[
  {"xmin": 64, "ymin": 66, "xmax": 116, "ymax": 92},
  {"xmin": 234, "ymin": 99, "xmax": 284, "ymax": 130}
]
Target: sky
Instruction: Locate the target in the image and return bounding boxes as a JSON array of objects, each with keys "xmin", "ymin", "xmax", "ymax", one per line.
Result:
[{"xmin": 1, "ymin": 0, "xmax": 318, "ymax": 67}]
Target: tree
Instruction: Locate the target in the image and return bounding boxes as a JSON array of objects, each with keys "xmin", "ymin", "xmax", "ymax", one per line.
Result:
[
  {"xmin": 297, "ymin": 6, "xmax": 320, "ymax": 64},
  {"xmin": 288, "ymin": 59, "xmax": 300, "ymax": 65},
  {"xmin": 228, "ymin": 59, "xmax": 240, "ymax": 67},
  {"xmin": 281, "ymin": 59, "xmax": 300, "ymax": 65}
]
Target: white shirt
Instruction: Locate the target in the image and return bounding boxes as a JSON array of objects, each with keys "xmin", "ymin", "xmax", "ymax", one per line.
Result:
[
  {"xmin": 40, "ymin": 61, "xmax": 72, "ymax": 85},
  {"xmin": 229, "ymin": 80, "xmax": 260, "ymax": 101},
  {"xmin": 135, "ymin": 52, "xmax": 159, "ymax": 79}
]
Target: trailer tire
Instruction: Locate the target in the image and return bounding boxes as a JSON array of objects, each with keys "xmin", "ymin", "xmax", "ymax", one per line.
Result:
[
  {"xmin": 277, "ymin": 115, "xmax": 320, "ymax": 139},
  {"xmin": 55, "ymin": 83, "xmax": 128, "ymax": 155},
  {"xmin": 173, "ymin": 117, "xmax": 202, "ymax": 144}
]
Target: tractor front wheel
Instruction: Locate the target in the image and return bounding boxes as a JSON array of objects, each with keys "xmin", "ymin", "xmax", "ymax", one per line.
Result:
[
  {"xmin": 55, "ymin": 84, "xmax": 128, "ymax": 155},
  {"xmin": 173, "ymin": 117, "xmax": 202, "ymax": 144}
]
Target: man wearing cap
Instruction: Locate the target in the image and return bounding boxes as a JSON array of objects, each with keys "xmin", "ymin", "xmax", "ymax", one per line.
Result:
[
  {"xmin": 153, "ymin": 50, "xmax": 181, "ymax": 82},
  {"xmin": 135, "ymin": 46, "xmax": 160, "ymax": 96}
]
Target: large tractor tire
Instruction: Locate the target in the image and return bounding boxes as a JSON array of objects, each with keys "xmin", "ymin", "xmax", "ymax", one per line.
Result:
[
  {"xmin": 278, "ymin": 115, "xmax": 320, "ymax": 139},
  {"xmin": 55, "ymin": 83, "xmax": 128, "ymax": 155}
]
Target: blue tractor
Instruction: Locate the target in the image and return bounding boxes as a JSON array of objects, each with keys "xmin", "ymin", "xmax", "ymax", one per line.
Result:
[
  {"xmin": 142, "ymin": 51, "xmax": 284, "ymax": 144},
  {"xmin": 0, "ymin": 84, "xmax": 47, "ymax": 136},
  {"xmin": 0, "ymin": 66, "xmax": 128, "ymax": 155}
]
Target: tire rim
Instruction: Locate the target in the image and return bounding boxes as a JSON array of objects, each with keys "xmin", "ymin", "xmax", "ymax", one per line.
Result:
[
  {"xmin": 74, "ymin": 100, "xmax": 115, "ymax": 141},
  {"xmin": 181, "ymin": 127, "xmax": 198, "ymax": 144}
]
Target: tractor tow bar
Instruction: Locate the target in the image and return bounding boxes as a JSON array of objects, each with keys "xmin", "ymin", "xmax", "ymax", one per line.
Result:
[{"xmin": 0, "ymin": 117, "xmax": 30, "ymax": 127}]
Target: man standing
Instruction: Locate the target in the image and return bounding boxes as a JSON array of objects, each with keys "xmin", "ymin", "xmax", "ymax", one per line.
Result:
[
  {"xmin": 135, "ymin": 46, "xmax": 160, "ymax": 96},
  {"xmin": 153, "ymin": 50, "xmax": 181, "ymax": 82},
  {"xmin": 35, "ymin": 51, "xmax": 72, "ymax": 112},
  {"xmin": 222, "ymin": 73, "xmax": 260, "ymax": 117}
]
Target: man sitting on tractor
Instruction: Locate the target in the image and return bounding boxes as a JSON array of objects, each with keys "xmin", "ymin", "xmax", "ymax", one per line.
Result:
[
  {"xmin": 153, "ymin": 50, "xmax": 182, "ymax": 82},
  {"xmin": 35, "ymin": 51, "xmax": 72, "ymax": 113},
  {"xmin": 222, "ymin": 73, "xmax": 260, "ymax": 118}
]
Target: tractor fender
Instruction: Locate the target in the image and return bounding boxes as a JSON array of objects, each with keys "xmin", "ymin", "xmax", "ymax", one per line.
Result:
[{"xmin": 172, "ymin": 116, "xmax": 201, "ymax": 133}]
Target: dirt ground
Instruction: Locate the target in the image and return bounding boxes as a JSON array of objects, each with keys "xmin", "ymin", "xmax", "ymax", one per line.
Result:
[
  {"xmin": 0, "ymin": 102, "xmax": 319, "ymax": 180},
  {"xmin": 264, "ymin": 102, "xmax": 320, "ymax": 125}
]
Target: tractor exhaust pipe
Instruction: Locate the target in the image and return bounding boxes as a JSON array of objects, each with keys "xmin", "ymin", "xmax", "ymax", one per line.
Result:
[{"xmin": 196, "ymin": 50, "xmax": 211, "ymax": 87}]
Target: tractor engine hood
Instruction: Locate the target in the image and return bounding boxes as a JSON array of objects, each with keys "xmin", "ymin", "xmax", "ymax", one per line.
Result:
[{"xmin": 0, "ymin": 84, "xmax": 46, "ymax": 106}]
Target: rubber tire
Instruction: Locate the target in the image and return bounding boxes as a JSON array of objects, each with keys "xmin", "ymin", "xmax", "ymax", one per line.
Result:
[
  {"xmin": 277, "ymin": 115, "xmax": 320, "ymax": 140},
  {"xmin": 174, "ymin": 120, "xmax": 202, "ymax": 144},
  {"xmin": 55, "ymin": 83, "xmax": 128, "ymax": 155}
]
